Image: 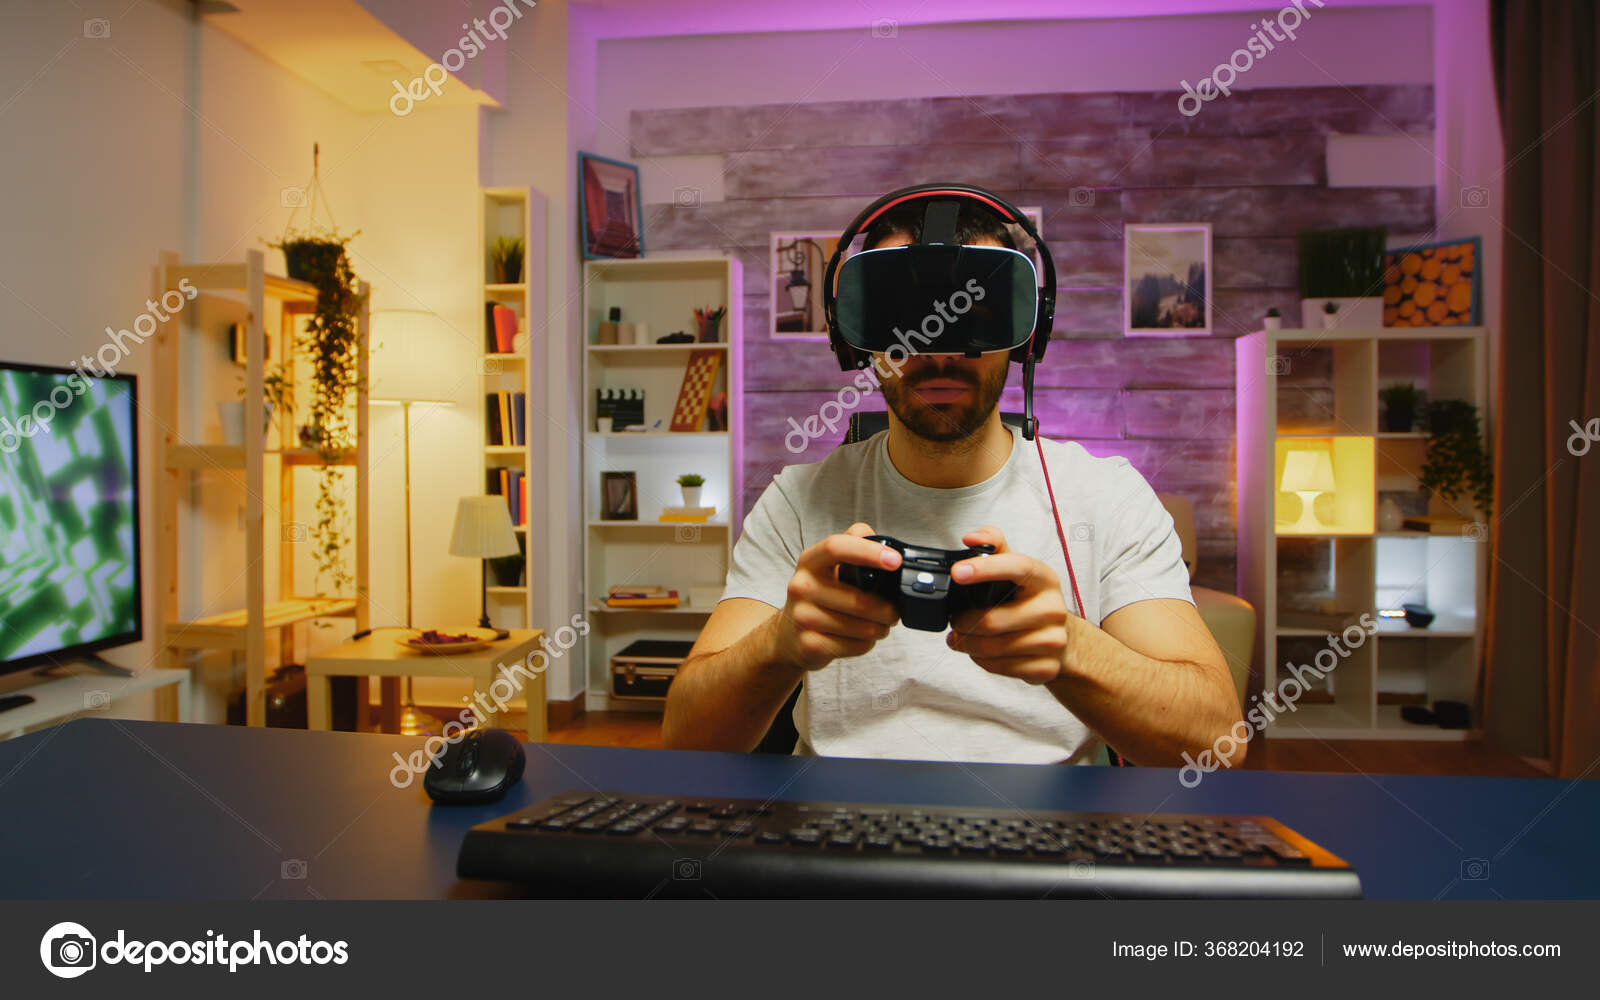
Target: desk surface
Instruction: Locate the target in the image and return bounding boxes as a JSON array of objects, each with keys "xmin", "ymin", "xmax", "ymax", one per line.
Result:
[{"xmin": 1, "ymin": 719, "xmax": 1594, "ymax": 900}]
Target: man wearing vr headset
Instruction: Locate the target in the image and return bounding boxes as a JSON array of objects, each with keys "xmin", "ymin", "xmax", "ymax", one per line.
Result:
[{"xmin": 663, "ymin": 186, "xmax": 1242, "ymax": 767}]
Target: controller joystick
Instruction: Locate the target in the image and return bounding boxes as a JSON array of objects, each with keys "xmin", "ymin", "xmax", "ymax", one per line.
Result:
[{"xmin": 839, "ymin": 535, "xmax": 1016, "ymax": 632}]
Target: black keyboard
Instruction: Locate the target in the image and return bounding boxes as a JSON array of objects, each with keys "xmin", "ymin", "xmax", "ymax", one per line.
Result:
[{"xmin": 457, "ymin": 791, "xmax": 1362, "ymax": 898}]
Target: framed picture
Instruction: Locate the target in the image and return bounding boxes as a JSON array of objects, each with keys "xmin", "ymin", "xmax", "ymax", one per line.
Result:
[
  {"xmin": 579, "ymin": 153, "xmax": 643, "ymax": 259},
  {"xmin": 600, "ymin": 471, "xmax": 638, "ymax": 520},
  {"xmin": 1382, "ymin": 236, "xmax": 1479, "ymax": 326},
  {"xmin": 1124, "ymin": 223, "xmax": 1212, "ymax": 336},
  {"xmin": 770, "ymin": 232, "xmax": 840, "ymax": 340}
]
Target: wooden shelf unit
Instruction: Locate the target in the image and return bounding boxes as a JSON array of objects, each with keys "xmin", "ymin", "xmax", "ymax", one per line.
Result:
[
  {"xmin": 154, "ymin": 249, "xmax": 370, "ymax": 726},
  {"xmin": 580, "ymin": 255, "xmax": 743, "ymax": 709},
  {"xmin": 1235, "ymin": 326, "xmax": 1489, "ymax": 741}
]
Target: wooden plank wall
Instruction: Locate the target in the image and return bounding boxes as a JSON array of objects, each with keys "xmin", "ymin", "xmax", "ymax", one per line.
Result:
[{"xmin": 630, "ymin": 85, "xmax": 1434, "ymax": 592}]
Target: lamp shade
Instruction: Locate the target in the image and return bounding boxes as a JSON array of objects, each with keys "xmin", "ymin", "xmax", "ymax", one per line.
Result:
[
  {"xmin": 1281, "ymin": 450, "xmax": 1337, "ymax": 493},
  {"xmin": 371, "ymin": 309, "xmax": 455, "ymax": 404},
  {"xmin": 450, "ymin": 496, "xmax": 520, "ymax": 559}
]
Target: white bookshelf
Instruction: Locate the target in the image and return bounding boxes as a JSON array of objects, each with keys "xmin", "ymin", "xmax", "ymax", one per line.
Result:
[
  {"xmin": 480, "ymin": 186, "xmax": 547, "ymax": 637},
  {"xmin": 1235, "ymin": 326, "xmax": 1490, "ymax": 740},
  {"xmin": 580, "ymin": 256, "xmax": 743, "ymax": 710}
]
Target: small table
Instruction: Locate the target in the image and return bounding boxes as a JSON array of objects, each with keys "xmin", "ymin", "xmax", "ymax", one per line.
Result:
[{"xmin": 305, "ymin": 628, "xmax": 546, "ymax": 739}]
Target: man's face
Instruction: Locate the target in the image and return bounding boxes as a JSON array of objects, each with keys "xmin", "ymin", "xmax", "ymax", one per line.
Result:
[{"xmin": 869, "ymin": 233, "xmax": 1011, "ymax": 443}]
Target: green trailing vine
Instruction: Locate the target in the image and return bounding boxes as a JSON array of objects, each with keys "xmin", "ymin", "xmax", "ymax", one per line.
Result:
[
  {"xmin": 1420, "ymin": 399, "xmax": 1493, "ymax": 516},
  {"xmin": 270, "ymin": 226, "xmax": 366, "ymax": 597}
]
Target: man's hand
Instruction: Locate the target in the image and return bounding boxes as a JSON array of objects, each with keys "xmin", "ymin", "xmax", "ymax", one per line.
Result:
[
  {"xmin": 768, "ymin": 522, "xmax": 902, "ymax": 672},
  {"xmin": 946, "ymin": 525, "xmax": 1071, "ymax": 685}
]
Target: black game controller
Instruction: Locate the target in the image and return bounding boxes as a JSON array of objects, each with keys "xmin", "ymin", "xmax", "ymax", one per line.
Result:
[{"xmin": 838, "ymin": 535, "xmax": 1016, "ymax": 632}]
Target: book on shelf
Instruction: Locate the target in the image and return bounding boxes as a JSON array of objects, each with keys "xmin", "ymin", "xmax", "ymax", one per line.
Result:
[
  {"xmin": 486, "ymin": 468, "xmax": 526, "ymax": 526},
  {"xmin": 607, "ymin": 584, "xmax": 666, "ymax": 595},
  {"xmin": 484, "ymin": 302, "xmax": 499, "ymax": 353},
  {"xmin": 493, "ymin": 305, "xmax": 518, "ymax": 354},
  {"xmin": 659, "ymin": 505, "xmax": 716, "ymax": 522},
  {"xmin": 484, "ymin": 391, "xmax": 527, "ymax": 447},
  {"xmin": 605, "ymin": 590, "xmax": 680, "ymax": 608}
]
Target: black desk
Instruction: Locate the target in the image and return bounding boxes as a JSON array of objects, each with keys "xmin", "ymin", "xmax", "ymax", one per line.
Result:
[{"xmin": 1, "ymin": 719, "xmax": 1594, "ymax": 899}]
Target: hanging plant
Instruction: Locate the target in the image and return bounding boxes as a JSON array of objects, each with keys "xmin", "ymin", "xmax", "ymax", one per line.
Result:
[
  {"xmin": 1419, "ymin": 399, "xmax": 1493, "ymax": 516},
  {"xmin": 267, "ymin": 144, "xmax": 366, "ymax": 597}
]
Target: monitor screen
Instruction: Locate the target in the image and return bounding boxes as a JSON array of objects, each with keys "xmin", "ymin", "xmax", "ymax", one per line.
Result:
[{"xmin": 0, "ymin": 361, "xmax": 142, "ymax": 675}]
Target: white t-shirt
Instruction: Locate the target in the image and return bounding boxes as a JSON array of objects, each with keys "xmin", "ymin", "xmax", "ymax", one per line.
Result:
[{"xmin": 720, "ymin": 423, "xmax": 1194, "ymax": 765}]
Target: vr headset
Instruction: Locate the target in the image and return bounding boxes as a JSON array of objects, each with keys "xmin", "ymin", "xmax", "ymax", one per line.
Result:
[{"xmin": 821, "ymin": 184, "xmax": 1057, "ymax": 439}]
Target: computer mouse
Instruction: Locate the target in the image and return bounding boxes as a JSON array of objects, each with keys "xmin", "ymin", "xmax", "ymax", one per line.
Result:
[{"xmin": 423, "ymin": 727, "xmax": 526, "ymax": 806}]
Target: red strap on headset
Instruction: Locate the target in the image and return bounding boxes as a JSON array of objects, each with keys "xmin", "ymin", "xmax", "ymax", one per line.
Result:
[{"xmin": 855, "ymin": 189, "xmax": 1019, "ymax": 231}]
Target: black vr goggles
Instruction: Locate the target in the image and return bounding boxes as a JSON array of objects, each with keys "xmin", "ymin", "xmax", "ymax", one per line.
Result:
[{"xmin": 821, "ymin": 184, "xmax": 1057, "ymax": 439}]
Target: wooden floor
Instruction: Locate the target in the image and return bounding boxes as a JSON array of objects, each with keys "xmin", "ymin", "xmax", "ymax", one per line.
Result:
[{"xmin": 536, "ymin": 711, "xmax": 1548, "ymax": 778}]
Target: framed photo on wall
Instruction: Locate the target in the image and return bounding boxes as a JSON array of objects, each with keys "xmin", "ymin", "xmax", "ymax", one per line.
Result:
[
  {"xmin": 1382, "ymin": 236, "xmax": 1480, "ymax": 326},
  {"xmin": 770, "ymin": 232, "xmax": 840, "ymax": 341},
  {"xmin": 600, "ymin": 471, "xmax": 638, "ymax": 520},
  {"xmin": 1124, "ymin": 223, "xmax": 1211, "ymax": 336},
  {"xmin": 579, "ymin": 153, "xmax": 643, "ymax": 259}
]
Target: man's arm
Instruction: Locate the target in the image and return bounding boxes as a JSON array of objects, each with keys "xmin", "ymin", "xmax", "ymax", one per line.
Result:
[
  {"xmin": 662, "ymin": 525, "xmax": 901, "ymax": 752},
  {"xmin": 947, "ymin": 527, "xmax": 1242, "ymax": 768},
  {"xmin": 1047, "ymin": 598, "xmax": 1241, "ymax": 767}
]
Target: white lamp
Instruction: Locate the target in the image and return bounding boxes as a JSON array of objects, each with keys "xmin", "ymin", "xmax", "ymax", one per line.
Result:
[
  {"xmin": 1281, "ymin": 449, "xmax": 1337, "ymax": 532},
  {"xmin": 450, "ymin": 496, "xmax": 521, "ymax": 640},
  {"xmin": 371, "ymin": 309, "xmax": 457, "ymax": 736}
]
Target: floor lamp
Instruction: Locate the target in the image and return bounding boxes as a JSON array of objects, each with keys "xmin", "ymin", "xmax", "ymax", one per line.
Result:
[{"xmin": 371, "ymin": 309, "xmax": 455, "ymax": 736}]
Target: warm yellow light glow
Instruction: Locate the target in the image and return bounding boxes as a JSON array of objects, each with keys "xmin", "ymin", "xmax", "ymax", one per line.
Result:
[{"xmin": 1275, "ymin": 437, "xmax": 1376, "ymax": 535}]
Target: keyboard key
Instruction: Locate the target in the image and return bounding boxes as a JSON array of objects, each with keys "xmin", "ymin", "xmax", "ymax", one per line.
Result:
[
  {"xmin": 687, "ymin": 821, "xmax": 721, "ymax": 836},
  {"xmin": 789, "ymin": 829, "xmax": 823, "ymax": 847},
  {"xmin": 757, "ymin": 831, "xmax": 787, "ymax": 844}
]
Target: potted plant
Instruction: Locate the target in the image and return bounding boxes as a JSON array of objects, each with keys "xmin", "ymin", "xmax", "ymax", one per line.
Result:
[
  {"xmin": 267, "ymin": 226, "xmax": 365, "ymax": 596},
  {"xmin": 1379, "ymin": 382, "xmax": 1423, "ymax": 432},
  {"xmin": 224, "ymin": 362, "xmax": 292, "ymax": 444},
  {"xmin": 1298, "ymin": 225, "xmax": 1387, "ymax": 328},
  {"xmin": 491, "ymin": 236, "xmax": 525, "ymax": 284},
  {"xmin": 1321, "ymin": 300, "xmax": 1340, "ymax": 329},
  {"xmin": 677, "ymin": 473, "xmax": 705, "ymax": 507},
  {"xmin": 1420, "ymin": 399, "xmax": 1493, "ymax": 516},
  {"xmin": 1263, "ymin": 307, "xmax": 1282, "ymax": 331}
]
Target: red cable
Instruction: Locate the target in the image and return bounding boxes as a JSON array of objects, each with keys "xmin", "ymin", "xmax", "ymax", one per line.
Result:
[{"xmin": 1034, "ymin": 427, "xmax": 1085, "ymax": 620}]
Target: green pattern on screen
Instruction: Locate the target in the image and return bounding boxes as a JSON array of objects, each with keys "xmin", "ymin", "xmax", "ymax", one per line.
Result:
[{"xmin": 0, "ymin": 370, "xmax": 139, "ymax": 662}]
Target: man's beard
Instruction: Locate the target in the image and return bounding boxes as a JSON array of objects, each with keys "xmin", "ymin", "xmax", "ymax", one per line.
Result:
[{"xmin": 880, "ymin": 360, "xmax": 1009, "ymax": 443}]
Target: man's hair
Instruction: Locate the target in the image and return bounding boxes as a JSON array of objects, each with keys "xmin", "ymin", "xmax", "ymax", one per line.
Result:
[{"xmin": 862, "ymin": 201, "xmax": 1019, "ymax": 251}]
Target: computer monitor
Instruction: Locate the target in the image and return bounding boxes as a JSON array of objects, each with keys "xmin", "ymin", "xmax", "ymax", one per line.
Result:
[{"xmin": 0, "ymin": 360, "xmax": 142, "ymax": 676}]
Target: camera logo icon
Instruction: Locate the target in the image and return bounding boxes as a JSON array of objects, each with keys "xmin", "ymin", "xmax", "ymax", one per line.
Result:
[
  {"xmin": 673, "ymin": 524, "xmax": 701, "ymax": 543},
  {"xmin": 83, "ymin": 18, "xmax": 111, "ymax": 38},
  {"xmin": 1463, "ymin": 522, "xmax": 1489, "ymax": 542},
  {"xmin": 1067, "ymin": 860, "xmax": 1095, "ymax": 880},
  {"xmin": 40, "ymin": 921, "xmax": 97, "ymax": 978},
  {"xmin": 1268, "ymin": 355, "xmax": 1291, "ymax": 376},
  {"xmin": 480, "ymin": 356, "xmax": 504, "ymax": 376},
  {"xmin": 284, "ymin": 521, "xmax": 310, "ymax": 543},
  {"xmin": 673, "ymin": 858, "xmax": 702, "ymax": 881},
  {"xmin": 1460, "ymin": 857, "xmax": 1490, "ymax": 880},
  {"xmin": 281, "ymin": 859, "xmax": 308, "ymax": 880},
  {"xmin": 1069, "ymin": 186, "xmax": 1095, "ymax": 207},
  {"xmin": 83, "ymin": 690, "xmax": 111, "ymax": 711},
  {"xmin": 871, "ymin": 691, "xmax": 898, "ymax": 712},
  {"xmin": 1069, "ymin": 522, "xmax": 1094, "ymax": 542},
  {"xmin": 281, "ymin": 186, "xmax": 308, "ymax": 208},
  {"xmin": 871, "ymin": 17, "xmax": 898, "ymax": 38},
  {"xmin": 673, "ymin": 186, "xmax": 701, "ymax": 208},
  {"xmin": 1460, "ymin": 186, "xmax": 1490, "ymax": 208}
]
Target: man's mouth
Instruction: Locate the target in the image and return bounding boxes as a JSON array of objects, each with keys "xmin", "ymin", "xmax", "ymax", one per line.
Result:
[{"xmin": 910, "ymin": 377, "xmax": 973, "ymax": 404}]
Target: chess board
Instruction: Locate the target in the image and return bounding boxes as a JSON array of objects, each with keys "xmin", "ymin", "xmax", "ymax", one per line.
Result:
[{"xmin": 670, "ymin": 349, "xmax": 722, "ymax": 432}]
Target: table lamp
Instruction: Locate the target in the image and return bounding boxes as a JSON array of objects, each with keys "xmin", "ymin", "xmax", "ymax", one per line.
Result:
[
  {"xmin": 451, "ymin": 496, "xmax": 521, "ymax": 640},
  {"xmin": 1281, "ymin": 449, "xmax": 1337, "ymax": 532}
]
